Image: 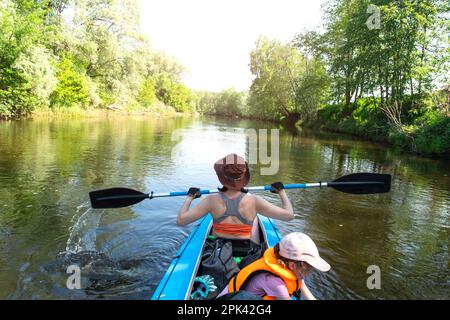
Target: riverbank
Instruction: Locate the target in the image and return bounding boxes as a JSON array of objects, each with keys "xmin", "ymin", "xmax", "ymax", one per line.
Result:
[
  {"xmin": 3, "ymin": 105, "xmax": 448, "ymax": 159},
  {"xmin": 314, "ymin": 102, "xmax": 450, "ymax": 159},
  {"xmin": 4, "ymin": 105, "xmax": 198, "ymax": 120},
  {"xmin": 205, "ymin": 104, "xmax": 449, "ymax": 159}
]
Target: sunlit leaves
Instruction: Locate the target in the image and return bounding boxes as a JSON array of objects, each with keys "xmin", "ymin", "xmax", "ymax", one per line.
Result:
[
  {"xmin": 50, "ymin": 56, "xmax": 89, "ymax": 108},
  {"xmin": 248, "ymin": 36, "xmax": 329, "ymax": 123},
  {"xmin": 0, "ymin": 0, "xmax": 195, "ymax": 116}
]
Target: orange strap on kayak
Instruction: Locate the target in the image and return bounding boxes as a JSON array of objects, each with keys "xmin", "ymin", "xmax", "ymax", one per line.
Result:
[{"xmin": 213, "ymin": 223, "xmax": 252, "ymax": 237}]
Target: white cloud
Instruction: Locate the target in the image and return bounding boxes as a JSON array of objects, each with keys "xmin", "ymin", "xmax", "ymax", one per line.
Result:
[{"xmin": 139, "ymin": 0, "xmax": 324, "ymax": 92}]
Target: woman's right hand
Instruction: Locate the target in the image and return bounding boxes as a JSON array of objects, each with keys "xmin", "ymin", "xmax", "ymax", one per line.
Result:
[{"xmin": 187, "ymin": 187, "xmax": 201, "ymax": 199}]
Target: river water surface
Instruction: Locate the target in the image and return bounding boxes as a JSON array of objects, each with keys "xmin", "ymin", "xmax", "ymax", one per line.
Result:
[{"xmin": 0, "ymin": 115, "xmax": 448, "ymax": 299}]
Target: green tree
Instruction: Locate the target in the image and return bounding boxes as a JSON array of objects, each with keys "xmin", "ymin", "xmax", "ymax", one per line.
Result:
[
  {"xmin": 249, "ymin": 37, "xmax": 329, "ymax": 124},
  {"xmin": 298, "ymin": 0, "xmax": 448, "ymax": 107},
  {"xmin": 50, "ymin": 56, "xmax": 89, "ymax": 108},
  {"xmin": 194, "ymin": 91, "xmax": 218, "ymax": 114},
  {"xmin": 295, "ymin": 0, "xmax": 449, "ymax": 151},
  {"xmin": 137, "ymin": 77, "xmax": 157, "ymax": 107},
  {"xmin": 0, "ymin": 0, "xmax": 55, "ymax": 116},
  {"xmin": 152, "ymin": 73, "xmax": 193, "ymax": 112},
  {"xmin": 215, "ymin": 88, "xmax": 246, "ymax": 116}
]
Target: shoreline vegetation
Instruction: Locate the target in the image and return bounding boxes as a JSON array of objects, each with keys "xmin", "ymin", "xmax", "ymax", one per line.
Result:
[
  {"xmin": 1, "ymin": 0, "xmax": 449, "ymax": 158},
  {"xmin": 29, "ymin": 105, "xmax": 192, "ymax": 119}
]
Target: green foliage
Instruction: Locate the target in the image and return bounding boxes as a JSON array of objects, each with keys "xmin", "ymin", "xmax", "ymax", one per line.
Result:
[
  {"xmin": 193, "ymin": 89, "xmax": 247, "ymax": 116},
  {"xmin": 311, "ymin": 0, "xmax": 449, "ymax": 108},
  {"xmin": 0, "ymin": 86, "xmax": 40, "ymax": 117},
  {"xmin": 248, "ymin": 37, "xmax": 329, "ymax": 124},
  {"xmin": 319, "ymin": 97, "xmax": 398, "ymax": 138},
  {"xmin": 0, "ymin": 0, "xmax": 55, "ymax": 116},
  {"xmin": 318, "ymin": 95, "xmax": 449, "ymax": 155},
  {"xmin": 12, "ymin": 46, "xmax": 57, "ymax": 102},
  {"xmin": 298, "ymin": 0, "xmax": 449, "ymax": 156},
  {"xmin": 137, "ymin": 78, "xmax": 157, "ymax": 107},
  {"xmin": 351, "ymin": 98, "xmax": 387, "ymax": 136},
  {"xmin": 167, "ymin": 82, "xmax": 192, "ymax": 113},
  {"xmin": 195, "ymin": 91, "xmax": 217, "ymax": 114},
  {"xmin": 152, "ymin": 73, "xmax": 193, "ymax": 112},
  {"xmin": 0, "ymin": 0, "xmax": 193, "ymax": 118},
  {"xmin": 415, "ymin": 116, "xmax": 450, "ymax": 155},
  {"xmin": 215, "ymin": 89, "xmax": 245, "ymax": 116},
  {"xmin": 50, "ymin": 56, "xmax": 89, "ymax": 108},
  {"xmin": 97, "ymin": 82, "xmax": 116, "ymax": 106}
]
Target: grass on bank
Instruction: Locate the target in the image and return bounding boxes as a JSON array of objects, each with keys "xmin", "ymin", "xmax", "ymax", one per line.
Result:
[
  {"xmin": 30, "ymin": 100, "xmax": 190, "ymax": 119},
  {"xmin": 315, "ymin": 97, "xmax": 450, "ymax": 157}
]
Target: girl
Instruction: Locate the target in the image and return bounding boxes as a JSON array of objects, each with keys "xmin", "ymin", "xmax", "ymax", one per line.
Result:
[{"xmin": 219, "ymin": 232, "xmax": 331, "ymax": 300}]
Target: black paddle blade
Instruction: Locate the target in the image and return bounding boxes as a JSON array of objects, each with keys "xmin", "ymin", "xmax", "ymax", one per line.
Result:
[
  {"xmin": 89, "ymin": 188, "xmax": 149, "ymax": 209},
  {"xmin": 328, "ymin": 173, "xmax": 391, "ymax": 195}
]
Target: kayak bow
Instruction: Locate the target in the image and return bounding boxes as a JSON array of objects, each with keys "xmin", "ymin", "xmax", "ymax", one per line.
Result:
[{"xmin": 151, "ymin": 214, "xmax": 282, "ymax": 300}]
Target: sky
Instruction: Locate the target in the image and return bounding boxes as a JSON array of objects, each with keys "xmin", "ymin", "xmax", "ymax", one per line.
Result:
[{"xmin": 139, "ymin": 0, "xmax": 325, "ymax": 92}]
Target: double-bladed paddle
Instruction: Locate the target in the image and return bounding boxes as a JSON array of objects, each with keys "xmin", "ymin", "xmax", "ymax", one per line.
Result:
[{"xmin": 89, "ymin": 173, "xmax": 391, "ymax": 209}]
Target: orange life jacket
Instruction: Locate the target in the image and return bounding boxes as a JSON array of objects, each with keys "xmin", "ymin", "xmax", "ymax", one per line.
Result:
[{"xmin": 227, "ymin": 248, "xmax": 302, "ymax": 300}]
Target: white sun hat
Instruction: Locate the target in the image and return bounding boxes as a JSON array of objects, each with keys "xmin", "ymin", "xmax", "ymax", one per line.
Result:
[{"xmin": 279, "ymin": 232, "xmax": 331, "ymax": 272}]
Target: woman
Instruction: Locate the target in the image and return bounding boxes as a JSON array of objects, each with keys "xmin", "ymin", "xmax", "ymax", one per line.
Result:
[
  {"xmin": 218, "ymin": 232, "xmax": 331, "ymax": 300},
  {"xmin": 176, "ymin": 153, "xmax": 295, "ymax": 250}
]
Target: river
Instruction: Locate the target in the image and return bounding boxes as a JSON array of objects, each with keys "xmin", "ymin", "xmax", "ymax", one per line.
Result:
[{"xmin": 0, "ymin": 115, "xmax": 448, "ymax": 299}]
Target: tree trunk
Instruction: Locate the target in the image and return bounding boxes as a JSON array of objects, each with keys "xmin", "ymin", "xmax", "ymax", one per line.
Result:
[{"xmin": 283, "ymin": 112, "xmax": 302, "ymax": 129}]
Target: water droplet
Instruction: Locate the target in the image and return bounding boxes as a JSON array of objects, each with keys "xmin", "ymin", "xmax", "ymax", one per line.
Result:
[{"xmin": 19, "ymin": 262, "xmax": 30, "ymax": 272}]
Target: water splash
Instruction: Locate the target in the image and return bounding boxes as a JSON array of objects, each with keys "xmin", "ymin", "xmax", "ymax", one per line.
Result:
[{"xmin": 65, "ymin": 207, "xmax": 103, "ymax": 253}]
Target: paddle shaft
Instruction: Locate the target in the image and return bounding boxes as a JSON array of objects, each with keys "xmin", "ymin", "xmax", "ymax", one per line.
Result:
[
  {"xmin": 89, "ymin": 173, "xmax": 390, "ymax": 208},
  {"xmin": 126, "ymin": 181, "xmax": 384, "ymax": 200}
]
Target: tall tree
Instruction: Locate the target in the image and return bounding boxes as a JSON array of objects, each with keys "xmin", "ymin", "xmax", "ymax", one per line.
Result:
[
  {"xmin": 296, "ymin": 0, "xmax": 449, "ymax": 131},
  {"xmin": 249, "ymin": 37, "xmax": 329, "ymax": 124}
]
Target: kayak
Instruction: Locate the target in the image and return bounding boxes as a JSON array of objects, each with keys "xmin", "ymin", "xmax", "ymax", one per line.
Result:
[{"xmin": 151, "ymin": 214, "xmax": 283, "ymax": 300}]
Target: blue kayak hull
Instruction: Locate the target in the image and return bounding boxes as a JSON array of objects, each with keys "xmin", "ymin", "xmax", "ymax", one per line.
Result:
[{"xmin": 151, "ymin": 214, "xmax": 283, "ymax": 300}]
